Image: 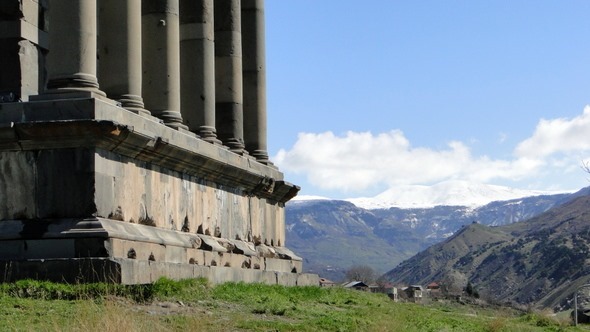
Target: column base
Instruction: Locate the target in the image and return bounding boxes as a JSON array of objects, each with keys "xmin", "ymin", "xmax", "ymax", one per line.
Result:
[
  {"xmin": 223, "ymin": 138, "xmax": 247, "ymax": 155},
  {"xmin": 29, "ymin": 90, "xmax": 115, "ymax": 106},
  {"xmin": 249, "ymin": 149, "xmax": 272, "ymax": 165},
  {"xmin": 118, "ymin": 94, "xmax": 151, "ymax": 116},
  {"xmin": 45, "ymin": 73, "xmax": 106, "ymax": 97},
  {"xmin": 153, "ymin": 110, "xmax": 189, "ymax": 131},
  {"xmin": 198, "ymin": 126, "xmax": 223, "ymax": 145}
]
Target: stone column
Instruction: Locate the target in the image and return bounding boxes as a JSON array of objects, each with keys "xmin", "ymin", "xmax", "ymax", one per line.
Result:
[
  {"xmin": 99, "ymin": 0, "xmax": 148, "ymax": 115},
  {"xmin": 44, "ymin": 0, "xmax": 104, "ymax": 96},
  {"xmin": 179, "ymin": 0, "xmax": 220, "ymax": 143},
  {"xmin": 142, "ymin": 0, "xmax": 187, "ymax": 130},
  {"xmin": 215, "ymin": 0, "xmax": 245, "ymax": 154},
  {"xmin": 242, "ymin": 0, "xmax": 270, "ymax": 164}
]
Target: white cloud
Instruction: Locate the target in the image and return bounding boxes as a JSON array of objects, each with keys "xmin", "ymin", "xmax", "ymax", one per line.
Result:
[
  {"xmin": 274, "ymin": 130, "xmax": 541, "ymax": 193},
  {"xmin": 274, "ymin": 107, "xmax": 590, "ymax": 195},
  {"xmin": 515, "ymin": 106, "xmax": 590, "ymax": 158}
]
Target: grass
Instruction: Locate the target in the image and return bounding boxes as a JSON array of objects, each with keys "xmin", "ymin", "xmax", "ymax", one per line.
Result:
[{"xmin": 0, "ymin": 278, "xmax": 585, "ymax": 331}]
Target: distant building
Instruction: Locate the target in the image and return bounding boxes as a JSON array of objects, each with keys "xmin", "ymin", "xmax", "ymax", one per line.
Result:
[
  {"xmin": 427, "ymin": 282, "xmax": 442, "ymax": 298},
  {"xmin": 379, "ymin": 283, "xmax": 399, "ymax": 302},
  {"xmin": 403, "ymin": 285, "xmax": 424, "ymax": 303},
  {"xmin": 343, "ymin": 281, "xmax": 369, "ymax": 291}
]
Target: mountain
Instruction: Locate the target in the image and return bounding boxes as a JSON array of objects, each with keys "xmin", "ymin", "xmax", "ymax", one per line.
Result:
[
  {"xmin": 383, "ymin": 194, "xmax": 590, "ymax": 310},
  {"xmin": 286, "ymin": 200, "xmax": 411, "ymax": 281},
  {"xmin": 286, "ymin": 184, "xmax": 586, "ymax": 282}
]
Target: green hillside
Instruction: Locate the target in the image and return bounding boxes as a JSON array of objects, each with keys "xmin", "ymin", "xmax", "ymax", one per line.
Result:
[
  {"xmin": 0, "ymin": 278, "xmax": 583, "ymax": 331},
  {"xmin": 384, "ymin": 195, "xmax": 590, "ymax": 311}
]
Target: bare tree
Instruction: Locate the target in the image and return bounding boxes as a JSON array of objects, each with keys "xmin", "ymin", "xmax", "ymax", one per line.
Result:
[
  {"xmin": 582, "ymin": 160, "xmax": 590, "ymax": 179},
  {"xmin": 345, "ymin": 264, "xmax": 376, "ymax": 284}
]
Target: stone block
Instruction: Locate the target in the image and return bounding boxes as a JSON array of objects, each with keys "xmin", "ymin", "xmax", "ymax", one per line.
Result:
[
  {"xmin": 297, "ymin": 273, "xmax": 320, "ymax": 287},
  {"xmin": 250, "ymin": 255, "xmax": 264, "ymax": 270},
  {"xmin": 203, "ymin": 250, "xmax": 220, "ymax": 267},
  {"xmin": 0, "ymin": 240, "xmax": 22, "ymax": 259},
  {"xmin": 193, "ymin": 265, "xmax": 212, "ymax": 280},
  {"xmin": 258, "ymin": 270, "xmax": 278, "ymax": 285},
  {"xmin": 164, "ymin": 245, "xmax": 187, "ymax": 264},
  {"xmin": 218, "ymin": 252, "xmax": 247, "ymax": 268},
  {"xmin": 118, "ymin": 258, "xmax": 150, "ymax": 284},
  {"xmin": 209, "ymin": 266, "xmax": 236, "ymax": 284},
  {"xmin": 74, "ymin": 238, "xmax": 108, "ymax": 258},
  {"xmin": 277, "ymin": 272, "xmax": 297, "ymax": 286},
  {"xmin": 177, "ymin": 264, "xmax": 195, "ymax": 280},
  {"xmin": 187, "ymin": 248, "xmax": 205, "ymax": 265},
  {"xmin": 166, "ymin": 263, "xmax": 183, "ymax": 280},
  {"xmin": 36, "ymin": 149, "xmax": 95, "ymax": 218},
  {"xmin": 148, "ymin": 261, "xmax": 169, "ymax": 282},
  {"xmin": 0, "ymin": 151, "xmax": 36, "ymax": 220},
  {"xmin": 23, "ymin": 239, "xmax": 75, "ymax": 259},
  {"xmin": 237, "ymin": 269, "xmax": 259, "ymax": 283},
  {"xmin": 264, "ymin": 257, "xmax": 292, "ymax": 273},
  {"xmin": 292, "ymin": 260, "xmax": 303, "ymax": 274},
  {"xmin": 21, "ymin": 0, "xmax": 43, "ymax": 28}
]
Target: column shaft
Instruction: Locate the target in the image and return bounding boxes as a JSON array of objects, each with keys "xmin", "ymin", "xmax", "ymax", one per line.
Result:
[
  {"xmin": 242, "ymin": 0, "xmax": 269, "ymax": 163},
  {"xmin": 99, "ymin": 0, "xmax": 148, "ymax": 115},
  {"xmin": 142, "ymin": 0, "xmax": 187, "ymax": 130},
  {"xmin": 44, "ymin": 0, "xmax": 104, "ymax": 96},
  {"xmin": 215, "ymin": 0, "xmax": 245, "ymax": 153},
  {"xmin": 180, "ymin": 0, "xmax": 220, "ymax": 142}
]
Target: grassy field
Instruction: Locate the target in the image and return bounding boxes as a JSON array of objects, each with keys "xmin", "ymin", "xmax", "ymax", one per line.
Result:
[{"xmin": 0, "ymin": 278, "xmax": 585, "ymax": 332}]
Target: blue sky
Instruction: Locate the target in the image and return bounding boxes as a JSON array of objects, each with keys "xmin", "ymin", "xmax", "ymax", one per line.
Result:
[{"xmin": 264, "ymin": 1, "xmax": 590, "ymax": 199}]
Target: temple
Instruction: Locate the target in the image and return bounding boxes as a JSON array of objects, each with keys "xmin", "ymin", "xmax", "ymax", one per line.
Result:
[{"xmin": 0, "ymin": 0, "xmax": 317, "ymax": 286}]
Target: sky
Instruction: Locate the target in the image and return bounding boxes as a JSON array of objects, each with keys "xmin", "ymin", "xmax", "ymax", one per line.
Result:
[{"xmin": 264, "ymin": 1, "xmax": 590, "ymax": 199}]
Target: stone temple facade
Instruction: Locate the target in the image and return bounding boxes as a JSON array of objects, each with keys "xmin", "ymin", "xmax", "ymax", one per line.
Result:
[{"xmin": 0, "ymin": 0, "xmax": 318, "ymax": 286}]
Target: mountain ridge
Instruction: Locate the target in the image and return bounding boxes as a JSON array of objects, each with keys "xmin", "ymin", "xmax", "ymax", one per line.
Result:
[{"xmin": 286, "ymin": 186, "xmax": 587, "ymax": 282}]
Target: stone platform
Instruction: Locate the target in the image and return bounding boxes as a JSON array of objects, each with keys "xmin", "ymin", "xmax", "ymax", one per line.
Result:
[{"xmin": 0, "ymin": 96, "xmax": 318, "ymax": 286}]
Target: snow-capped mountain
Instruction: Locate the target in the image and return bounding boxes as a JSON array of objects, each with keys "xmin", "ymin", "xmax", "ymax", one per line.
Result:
[{"xmin": 345, "ymin": 180, "xmax": 571, "ymax": 209}]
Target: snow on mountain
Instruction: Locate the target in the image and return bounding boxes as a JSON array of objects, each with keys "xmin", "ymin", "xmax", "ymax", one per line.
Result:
[
  {"xmin": 289, "ymin": 195, "xmax": 331, "ymax": 202},
  {"xmin": 345, "ymin": 180, "xmax": 572, "ymax": 210}
]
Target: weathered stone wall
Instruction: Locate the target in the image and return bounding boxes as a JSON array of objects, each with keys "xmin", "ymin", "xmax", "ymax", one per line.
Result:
[
  {"xmin": 95, "ymin": 148, "xmax": 285, "ymax": 246},
  {"xmin": 0, "ymin": 147, "xmax": 285, "ymax": 246}
]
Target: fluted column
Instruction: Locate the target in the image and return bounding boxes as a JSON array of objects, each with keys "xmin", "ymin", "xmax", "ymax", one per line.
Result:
[
  {"xmin": 44, "ymin": 0, "xmax": 104, "ymax": 96},
  {"xmin": 215, "ymin": 0, "xmax": 245, "ymax": 154},
  {"xmin": 180, "ymin": 0, "xmax": 220, "ymax": 143},
  {"xmin": 99, "ymin": 0, "xmax": 148, "ymax": 115},
  {"xmin": 142, "ymin": 0, "xmax": 187, "ymax": 130},
  {"xmin": 242, "ymin": 0, "xmax": 269, "ymax": 164}
]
